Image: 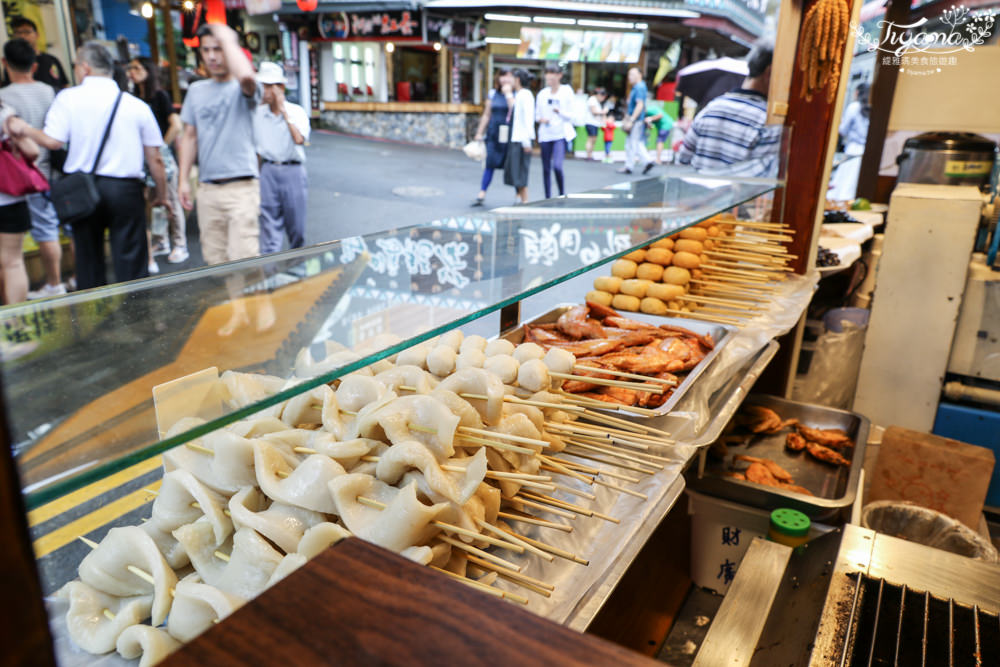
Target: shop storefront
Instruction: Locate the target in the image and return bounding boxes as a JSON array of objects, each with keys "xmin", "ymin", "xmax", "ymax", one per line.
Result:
[{"xmin": 275, "ymin": 3, "xmax": 488, "ymax": 148}]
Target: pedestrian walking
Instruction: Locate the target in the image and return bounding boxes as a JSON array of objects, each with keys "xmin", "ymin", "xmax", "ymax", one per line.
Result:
[
  {"xmin": 504, "ymin": 69, "xmax": 534, "ymax": 205},
  {"xmin": 535, "ymin": 64, "xmax": 574, "ymax": 199},
  {"xmin": 253, "ymin": 62, "xmax": 310, "ymax": 255},
  {"xmin": 1, "ymin": 38, "xmax": 67, "ymax": 298},
  {"xmin": 0, "ymin": 101, "xmax": 40, "ymax": 305},
  {"xmin": 602, "ymin": 113, "xmax": 616, "ymax": 163},
  {"xmin": 583, "ymin": 87, "xmax": 607, "ymax": 161},
  {"xmin": 644, "ymin": 100, "xmax": 675, "ymax": 165},
  {"xmin": 8, "ymin": 42, "xmax": 168, "ymax": 290},
  {"xmin": 676, "ymin": 41, "xmax": 776, "ymax": 175},
  {"xmin": 619, "ymin": 67, "xmax": 655, "ymax": 175},
  {"xmin": 127, "ymin": 56, "xmax": 188, "ymax": 267},
  {"xmin": 471, "ymin": 68, "xmax": 513, "ymax": 207},
  {"xmin": 2, "ymin": 17, "xmax": 69, "ymax": 91},
  {"xmin": 178, "ymin": 23, "xmax": 269, "ymax": 335}
]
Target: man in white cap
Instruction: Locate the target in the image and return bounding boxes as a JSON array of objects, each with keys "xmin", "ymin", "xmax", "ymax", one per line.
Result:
[{"xmin": 253, "ymin": 61, "xmax": 310, "ymax": 254}]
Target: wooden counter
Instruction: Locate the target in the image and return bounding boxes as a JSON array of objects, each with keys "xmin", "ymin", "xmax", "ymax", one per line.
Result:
[{"xmin": 165, "ymin": 537, "xmax": 657, "ymax": 666}]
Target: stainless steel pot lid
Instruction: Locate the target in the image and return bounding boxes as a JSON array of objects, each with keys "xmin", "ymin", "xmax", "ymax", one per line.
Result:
[{"xmin": 903, "ymin": 131, "xmax": 997, "ymax": 152}]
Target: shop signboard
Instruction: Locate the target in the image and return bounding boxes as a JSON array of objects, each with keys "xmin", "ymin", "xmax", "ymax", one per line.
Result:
[
  {"xmin": 425, "ymin": 16, "xmax": 488, "ymax": 49},
  {"xmin": 516, "ymin": 27, "xmax": 644, "ymax": 63},
  {"xmin": 316, "ymin": 9, "xmax": 421, "ymax": 41}
]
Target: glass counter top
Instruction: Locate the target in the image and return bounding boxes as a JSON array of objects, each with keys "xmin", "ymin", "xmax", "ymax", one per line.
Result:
[{"xmin": 0, "ymin": 173, "xmax": 777, "ymax": 508}]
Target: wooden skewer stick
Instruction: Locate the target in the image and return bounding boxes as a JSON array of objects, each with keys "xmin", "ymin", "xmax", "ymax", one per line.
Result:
[
  {"xmin": 437, "ymin": 535, "xmax": 524, "ymax": 573},
  {"xmin": 496, "ymin": 510, "xmax": 573, "ymax": 532},
  {"xmin": 504, "ymin": 496, "xmax": 577, "ymax": 520},
  {"xmin": 458, "ymin": 426, "xmax": 549, "ymax": 448},
  {"xmin": 501, "ymin": 394, "xmax": 586, "ymax": 413},
  {"xmin": 701, "ymin": 263, "xmax": 782, "ymax": 279},
  {"xmin": 724, "ymin": 228, "xmax": 793, "ymax": 241},
  {"xmin": 560, "ymin": 448, "xmax": 658, "ymax": 475},
  {"xmin": 689, "ymin": 277, "xmax": 774, "ymax": 292},
  {"xmin": 496, "ymin": 525, "xmax": 589, "ymax": 565},
  {"xmin": 594, "ymin": 477, "xmax": 648, "ymax": 500},
  {"xmin": 659, "ymin": 308, "xmax": 743, "ymax": 325},
  {"xmin": 545, "ymin": 456, "xmax": 641, "ymax": 483},
  {"xmin": 537, "ymin": 456, "xmax": 595, "ymax": 485},
  {"xmin": 79, "ymin": 535, "xmax": 100, "ymax": 549},
  {"xmin": 676, "ymin": 294, "xmax": 766, "ymax": 310},
  {"xmin": 687, "ymin": 286, "xmax": 767, "ymax": 302},
  {"xmin": 476, "ymin": 519, "xmax": 554, "ymax": 562},
  {"xmin": 562, "ymin": 438, "xmax": 665, "ymax": 469},
  {"xmin": 705, "ymin": 249, "xmax": 790, "ymax": 265},
  {"xmin": 703, "ymin": 259, "xmax": 792, "ymax": 275},
  {"xmin": 430, "ymin": 565, "xmax": 528, "ymax": 604},
  {"xmin": 103, "ymin": 609, "xmax": 116, "ymax": 621},
  {"xmin": 185, "ymin": 442, "xmax": 214, "ymax": 456},
  {"xmin": 517, "ymin": 492, "xmax": 592, "ymax": 517},
  {"xmin": 698, "ymin": 270, "xmax": 774, "ymax": 285},
  {"xmin": 549, "ymin": 421, "xmax": 672, "ymax": 447},
  {"xmin": 694, "ymin": 306, "xmax": 753, "ymax": 319},
  {"xmin": 465, "ymin": 555, "xmax": 554, "ymax": 597},
  {"xmin": 581, "ymin": 409, "xmax": 674, "ymax": 439},
  {"xmin": 548, "ymin": 371, "xmax": 664, "ymax": 394},
  {"xmin": 713, "ymin": 219, "xmax": 790, "ymax": 230},
  {"xmin": 574, "ymin": 434, "xmax": 674, "ymax": 463},
  {"xmin": 573, "ymin": 365, "xmax": 677, "ymax": 386},
  {"xmin": 458, "ymin": 434, "xmax": 537, "ymax": 456},
  {"xmin": 556, "ymin": 391, "xmax": 662, "ymax": 417},
  {"xmin": 551, "ymin": 481, "xmax": 597, "ymax": 501}
]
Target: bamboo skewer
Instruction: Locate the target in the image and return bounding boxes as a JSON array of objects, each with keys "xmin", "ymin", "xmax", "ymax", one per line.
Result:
[
  {"xmin": 520, "ymin": 491, "xmax": 619, "ymax": 524},
  {"xmin": 659, "ymin": 308, "xmax": 742, "ymax": 325},
  {"xmin": 700, "ymin": 263, "xmax": 780, "ymax": 279},
  {"xmin": 457, "ymin": 435, "xmax": 536, "ymax": 456},
  {"xmin": 676, "ymin": 294, "xmax": 765, "ymax": 310},
  {"xmin": 703, "ymin": 259, "xmax": 791, "ymax": 275},
  {"xmin": 437, "ymin": 534, "xmax": 523, "ymax": 573},
  {"xmin": 714, "ymin": 219, "xmax": 790, "ymax": 230},
  {"xmin": 594, "ymin": 478, "xmax": 648, "ymax": 500},
  {"xmin": 581, "ymin": 409, "xmax": 674, "ymax": 439},
  {"xmin": 549, "ymin": 371, "xmax": 664, "ymax": 394},
  {"xmin": 563, "ymin": 439, "xmax": 665, "ymax": 469},
  {"xmin": 430, "ymin": 565, "xmax": 528, "ymax": 604},
  {"xmin": 496, "ymin": 510, "xmax": 573, "ymax": 532},
  {"xmin": 545, "ymin": 456, "xmax": 641, "ymax": 483},
  {"xmin": 573, "ymin": 365, "xmax": 677, "ymax": 386},
  {"xmin": 560, "ymin": 448, "xmax": 658, "ymax": 475},
  {"xmin": 551, "ymin": 482, "xmax": 597, "ymax": 501},
  {"xmin": 555, "ymin": 392, "xmax": 662, "ymax": 417},
  {"xmin": 496, "ymin": 525, "xmax": 589, "ymax": 565},
  {"xmin": 465, "ymin": 555, "xmax": 554, "ymax": 597},
  {"xmin": 538, "ymin": 456, "xmax": 595, "ymax": 485},
  {"xmin": 458, "ymin": 426, "xmax": 549, "ymax": 448},
  {"xmin": 504, "ymin": 496, "xmax": 577, "ymax": 520},
  {"xmin": 476, "ymin": 519, "xmax": 555, "ymax": 561}
]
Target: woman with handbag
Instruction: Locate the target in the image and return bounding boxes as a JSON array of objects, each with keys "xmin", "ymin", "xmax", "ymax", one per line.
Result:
[
  {"xmin": 0, "ymin": 101, "xmax": 42, "ymax": 304},
  {"xmin": 471, "ymin": 68, "xmax": 513, "ymax": 207}
]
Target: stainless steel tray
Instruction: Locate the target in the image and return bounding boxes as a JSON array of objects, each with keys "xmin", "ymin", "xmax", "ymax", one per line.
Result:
[
  {"xmin": 502, "ymin": 304, "xmax": 736, "ymax": 416},
  {"xmin": 688, "ymin": 394, "xmax": 870, "ymax": 518}
]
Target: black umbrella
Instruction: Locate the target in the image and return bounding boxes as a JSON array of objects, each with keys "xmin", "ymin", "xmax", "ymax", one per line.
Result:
[{"xmin": 676, "ymin": 57, "xmax": 749, "ymax": 107}]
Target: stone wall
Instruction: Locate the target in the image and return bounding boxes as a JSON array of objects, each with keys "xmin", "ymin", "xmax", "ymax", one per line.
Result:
[{"xmin": 320, "ymin": 110, "xmax": 480, "ymax": 149}]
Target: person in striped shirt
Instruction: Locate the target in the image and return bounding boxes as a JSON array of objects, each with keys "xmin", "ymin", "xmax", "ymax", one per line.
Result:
[{"xmin": 676, "ymin": 42, "xmax": 778, "ymax": 176}]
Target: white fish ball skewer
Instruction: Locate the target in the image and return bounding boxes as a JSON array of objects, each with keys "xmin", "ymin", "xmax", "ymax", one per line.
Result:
[
  {"xmin": 517, "ymin": 359, "xmax": 550, "ymax": 393},
  {"xmin": 483, "ymin": 355, "xmax": 520, "ymax": 385},
  {"xmin": 426, "ymin": 346, "xmax": 457, "ymax": 378},
  {"xmin": 484, "ymin": 339, "xmax": 515, "ymax": 357},
  {"xmin": 512, "ymin": 342, "xmax": 546, "ymax": 364},
  {"xmin": 456, "ymin": 349, "xmax": 486, "ymax": 370},
  {"xmin": 459, "ymin": 335, "xmax": 487, "ymax": 354}
]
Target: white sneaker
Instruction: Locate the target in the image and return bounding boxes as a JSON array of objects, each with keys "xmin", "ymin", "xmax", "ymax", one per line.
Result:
[
  {"xmin": 27, "ymin": 283, "xmax": 68, "ymax": 300},
  {"xmin": 151, "ymin": 241, "xmax": 170, "ymax": 256},
  {"xmin": 148, "ymin": 261, "xmax": 160, "ymax": 275},
  {"xmin": 167, "ymin": 247, "xmax": 189, "ymax": 264}
]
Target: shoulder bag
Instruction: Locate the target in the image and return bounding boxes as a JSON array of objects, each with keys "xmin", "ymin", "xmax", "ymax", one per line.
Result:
[
  {"xmin": 0, "ymin": 139, "xmax": 49, "ymax": 196},
  {"xmin": 50, "ymin": 91, "xmax": 123, "ymax": 225}
]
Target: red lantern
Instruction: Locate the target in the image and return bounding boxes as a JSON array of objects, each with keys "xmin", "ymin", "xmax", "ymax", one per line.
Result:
[{"xmin": 296, "ymin": 0, "xmax": 318, "ymax": 11}]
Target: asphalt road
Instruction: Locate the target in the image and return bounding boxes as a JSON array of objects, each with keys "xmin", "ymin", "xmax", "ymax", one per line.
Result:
[{"xmin": 156, "ymin": 131, "xmax": 656, "ymax": 274}]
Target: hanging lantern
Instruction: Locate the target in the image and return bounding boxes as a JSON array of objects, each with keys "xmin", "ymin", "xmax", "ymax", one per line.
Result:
[{"xmin": 296, "ymin": 0, "xmax": 318, "ymax": 11}]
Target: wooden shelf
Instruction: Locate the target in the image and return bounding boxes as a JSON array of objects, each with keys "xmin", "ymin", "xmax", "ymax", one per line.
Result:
[{"xmin": 165, "ymin": 537, "xmax": 658, "ymax": 666}]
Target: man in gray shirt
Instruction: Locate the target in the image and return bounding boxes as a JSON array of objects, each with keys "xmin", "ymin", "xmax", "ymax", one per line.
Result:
[
  {"xmin": 1, "ymin": 38, "xmax": 65, "ymax": 298},
  {"xmin": 178, "ymin": 23, "xmax": 267, "ymax": 334}
]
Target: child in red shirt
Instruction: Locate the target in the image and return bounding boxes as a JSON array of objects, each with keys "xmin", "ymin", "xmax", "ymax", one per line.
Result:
[{"xmin": 602, "ymin": 116, "xmax": 616, "ymax": 164}]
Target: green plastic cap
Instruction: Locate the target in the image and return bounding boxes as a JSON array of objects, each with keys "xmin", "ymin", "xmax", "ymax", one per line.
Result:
[{"xmin": 770, "ymin": 508, "xmax": 810, "ymax": 537}]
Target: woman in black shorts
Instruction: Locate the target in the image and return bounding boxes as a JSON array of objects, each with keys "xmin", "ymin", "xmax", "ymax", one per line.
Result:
[
  {"xmin": 0, "ymin": 102, "xmax": 39, "ymax": 304},
  {"xmin": 503, "ymin": 69, "xmax": 535, "ymax": 204}
]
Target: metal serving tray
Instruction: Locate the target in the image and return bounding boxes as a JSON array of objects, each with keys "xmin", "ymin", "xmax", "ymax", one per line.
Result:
[
  {"xmin": 501, "ymin": 304, "xmax": 736, "ymax": 416},
  {"xmin": 688, "ymin": 394, "xmax": 870, "ymax": 519}
]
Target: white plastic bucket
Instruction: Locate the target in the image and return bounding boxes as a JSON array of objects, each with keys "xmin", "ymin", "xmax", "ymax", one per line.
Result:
[{"xmin": 687, "ymin": 489, "xmax": 772, "ymax": 594}]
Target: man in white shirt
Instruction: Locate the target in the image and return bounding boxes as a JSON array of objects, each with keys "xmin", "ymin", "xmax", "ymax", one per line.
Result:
[
  {"xmin": 253, "ymin": 62, "xmax": 310, "ymax": 255},
  {"xmin": 9, "ymin": 41, "xmax": 167, "ymax": 289},
  {"xmin": 535, "ymin": 64, "xmax": 574, "ymax": 199}
]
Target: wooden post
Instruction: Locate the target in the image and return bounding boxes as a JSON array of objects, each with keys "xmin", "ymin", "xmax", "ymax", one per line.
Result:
[
  {"xmin": 856, "ymin": 0, "xmax": 911, "ymax": 202},
  {"xmin": 146, "ymin": 16, "xmax": 159, "ymax": 66},
  {"xmin": 160, "ymin": 0, "xmax": 182, "ymax": 104}
]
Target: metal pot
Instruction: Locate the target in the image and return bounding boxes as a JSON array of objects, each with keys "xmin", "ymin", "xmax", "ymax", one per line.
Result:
[{"xmin": 896, "ymin": 131, "xmax": 997, "ymax": 189}]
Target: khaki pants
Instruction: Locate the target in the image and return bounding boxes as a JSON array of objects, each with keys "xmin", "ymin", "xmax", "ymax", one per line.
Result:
[{"xmin": 196, "ymin": 179, "xmax": 261, "ymax": 265}]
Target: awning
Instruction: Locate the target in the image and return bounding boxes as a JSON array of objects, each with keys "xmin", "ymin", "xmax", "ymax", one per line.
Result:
[
  {"xmin": 421, "ymin": 0, "xmax": 698, "ymax": 18},
  {"xmin": 278, "ymin": 0, "xmax": 419, "ymax": 12}
]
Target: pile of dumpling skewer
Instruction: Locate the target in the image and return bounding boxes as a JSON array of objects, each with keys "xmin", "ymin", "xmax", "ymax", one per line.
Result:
[{"xmin": 60, "ymin": 329, "xmax": 678, "ymax": 666}]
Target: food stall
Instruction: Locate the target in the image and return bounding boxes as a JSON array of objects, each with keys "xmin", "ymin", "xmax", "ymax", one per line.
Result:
[{"xmin": 4, "ymin": 0, "xmax": 1000, "ymax": 664}]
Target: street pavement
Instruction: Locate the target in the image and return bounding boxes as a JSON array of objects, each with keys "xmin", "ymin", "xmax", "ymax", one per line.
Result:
[{"xmin": 154, "ymin": 131, "xmax": 656, "ymax": 275}]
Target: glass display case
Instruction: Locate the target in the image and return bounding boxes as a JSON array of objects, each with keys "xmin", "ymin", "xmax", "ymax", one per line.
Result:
[{"xmin": 2, "ymin": 170, "xmax": 810, "ymax": 664}]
